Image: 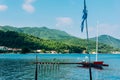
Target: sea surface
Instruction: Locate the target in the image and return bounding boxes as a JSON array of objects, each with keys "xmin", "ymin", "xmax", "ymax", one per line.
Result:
[{"xmin": 0, "ymin": 53, "xmax": 120, "ymax": 80}]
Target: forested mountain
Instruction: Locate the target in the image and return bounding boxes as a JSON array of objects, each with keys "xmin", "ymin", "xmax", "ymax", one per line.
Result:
[
  {"xmin": 0, "ymin": 26, "xmax": 119, "ymax": 53},
  {"xmin": 0, "ymin": 26, "xmax": 72, "ymax": 40},
  {"xmin": 90, "ymin": 35, "xmax": 120, "ymax": 48},
  {"xmin": 0, "ymin": 26, "xmax": 90, "ymax": 49},
  {"xmin": 0, "ymin": 30, "xmax": 85, "ymax": 53}
]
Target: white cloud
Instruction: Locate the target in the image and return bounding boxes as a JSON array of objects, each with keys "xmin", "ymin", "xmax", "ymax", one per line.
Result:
[
  {"xmin": 0, "ymin": 5, "xmax": 8, "ymax": 11},
  {"xmin": 56, "ymin": 17, "xmax": 73, "ymax": 26},
  {"xmin": 22, "ymin": 4, "xmax": 34, "ymax": 13},
  {"xmin": 22, "ymin": 0, "xmax": 35, "ymax": 13}
]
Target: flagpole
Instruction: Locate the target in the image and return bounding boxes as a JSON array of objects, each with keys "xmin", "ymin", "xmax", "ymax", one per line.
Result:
[
  {"xmin": 82, "ymin": 0, "xmax": 92, "ymax": 80},
  {"xmin": 85, "ymin": 17, "xmax": 92, "ymax": 80}
]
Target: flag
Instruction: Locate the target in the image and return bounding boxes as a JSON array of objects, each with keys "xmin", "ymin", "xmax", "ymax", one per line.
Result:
[{"xmin": 81, "ymin": 0, "xmax": 88, "ymax": 32}]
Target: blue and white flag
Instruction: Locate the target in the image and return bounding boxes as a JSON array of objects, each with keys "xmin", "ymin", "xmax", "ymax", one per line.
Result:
[{"xmin": 81, "ymin": 0, "xmax": 88, "ymax": 32}]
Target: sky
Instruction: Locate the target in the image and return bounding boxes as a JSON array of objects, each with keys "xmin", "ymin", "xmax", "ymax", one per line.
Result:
[{"xmin": 0, "ymin": 0, "xmax": 120, "ymax": 39}]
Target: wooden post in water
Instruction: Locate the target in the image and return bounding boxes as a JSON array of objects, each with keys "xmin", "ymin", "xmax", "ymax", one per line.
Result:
[{"xmin": 35, "ymin": 55, "xmax": 38, "ymax": 80}]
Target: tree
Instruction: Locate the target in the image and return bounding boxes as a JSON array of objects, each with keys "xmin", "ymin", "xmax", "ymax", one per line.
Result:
[{"xmin": 21, "ymin": 47, "xmax": 31, "ymax": 54}]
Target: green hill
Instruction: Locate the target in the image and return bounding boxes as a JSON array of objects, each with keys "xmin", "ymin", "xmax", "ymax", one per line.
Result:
[
  {"xmin": 90, "ymin": 35, "xmax": 120, "ymax": 48},
  {"xmin": 0, "ymin": 26, "xmax": 117, "ymax": 53},
  {"xmin": 0, "ymin": 30, "xmax": 84, "ymax": 53},
  {"xmin": 0, "ymin": 25, "xmax": 88, "ymax": 48},
  {"xmin": 0, "ymin": 26, "xmax": 72, "ymax": 40}
]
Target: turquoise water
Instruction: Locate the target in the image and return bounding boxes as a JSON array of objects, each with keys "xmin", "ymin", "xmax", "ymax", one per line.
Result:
[{"xmin": 0, "ymin": 53, "xmax": 120, "ymax": 80}]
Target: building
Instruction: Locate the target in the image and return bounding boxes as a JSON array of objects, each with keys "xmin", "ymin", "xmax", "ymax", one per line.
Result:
[{"xmin": 0, "ymin": 46, "xmax": 8, "ymax": 51}]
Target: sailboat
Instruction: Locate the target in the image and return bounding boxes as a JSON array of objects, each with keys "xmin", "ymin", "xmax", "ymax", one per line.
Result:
[
  {"xmin": 79, "ymin": 22, "xmax": 109, "ymax": 69},
  {"xmin": 78, "ymin": 0, "xmax": 108, "ymax": 79},
  {"xmin": 90, "ymin": 22, "xmax": 109, "ymax": 69}
]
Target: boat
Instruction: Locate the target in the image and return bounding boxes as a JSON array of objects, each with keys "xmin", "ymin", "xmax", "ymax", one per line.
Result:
[
  {"xmin": 79, "ymin": 60, "xmax": 109, "ymax": 69},
  {"xmin": 77, "ymin": 0, "xmax": 109, "ymax": 70},
  {"xmin": 78, "ymin": 22, "xmax": 109, "ymax": 69}
]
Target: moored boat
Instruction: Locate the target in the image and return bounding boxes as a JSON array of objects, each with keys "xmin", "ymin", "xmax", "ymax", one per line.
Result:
[{"xmin": 78, "ymin": 61, "xmax": 109, "ymax": 69}]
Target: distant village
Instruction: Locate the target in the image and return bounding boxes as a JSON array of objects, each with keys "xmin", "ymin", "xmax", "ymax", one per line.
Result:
[
  {"xmin": 0, "ymin": 46, "xmax": 22, "ymax": 53},
  {"xmin": 0, "ymin": 46, "xmax": 69, "ymax": 54},
  {"xmin": 0, "ymin": 46, "xmax": 120, "ymax": 54}
]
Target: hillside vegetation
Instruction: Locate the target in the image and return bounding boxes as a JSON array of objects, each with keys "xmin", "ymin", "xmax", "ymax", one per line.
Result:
[
  {"xmin": 0, "ymin": 30, "xmax": 84, "ymax": 53},
  {"xmin": 0, "ymin": 26, "xmax": 119, "ymax": 53},
  {"xmin": 90, "ymin": 35, "xmax": 120, "ymax": 48},
  {"xmin": 0, "ymin": 26, "xmax": 72, "ymax": 40}
]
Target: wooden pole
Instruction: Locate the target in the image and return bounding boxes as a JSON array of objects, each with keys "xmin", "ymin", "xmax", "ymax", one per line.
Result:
[
  {"xmin": 85, "ymin": 18, "xmax": 92, "ymax": 80},
  {"xmin": 35, "ymin": 55, "xmax": 38, "ymax": 80}
]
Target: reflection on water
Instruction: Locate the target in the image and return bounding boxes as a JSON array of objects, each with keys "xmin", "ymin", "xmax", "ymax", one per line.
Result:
[{"xmin": 0, "ymin": 54, "xmax": 120, "ymax": 80}]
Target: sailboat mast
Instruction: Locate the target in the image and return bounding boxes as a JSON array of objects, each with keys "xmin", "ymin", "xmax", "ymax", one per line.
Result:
[{"xmin": 96, "ymin": 22, "xmax": 98, "ymax": 61}]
